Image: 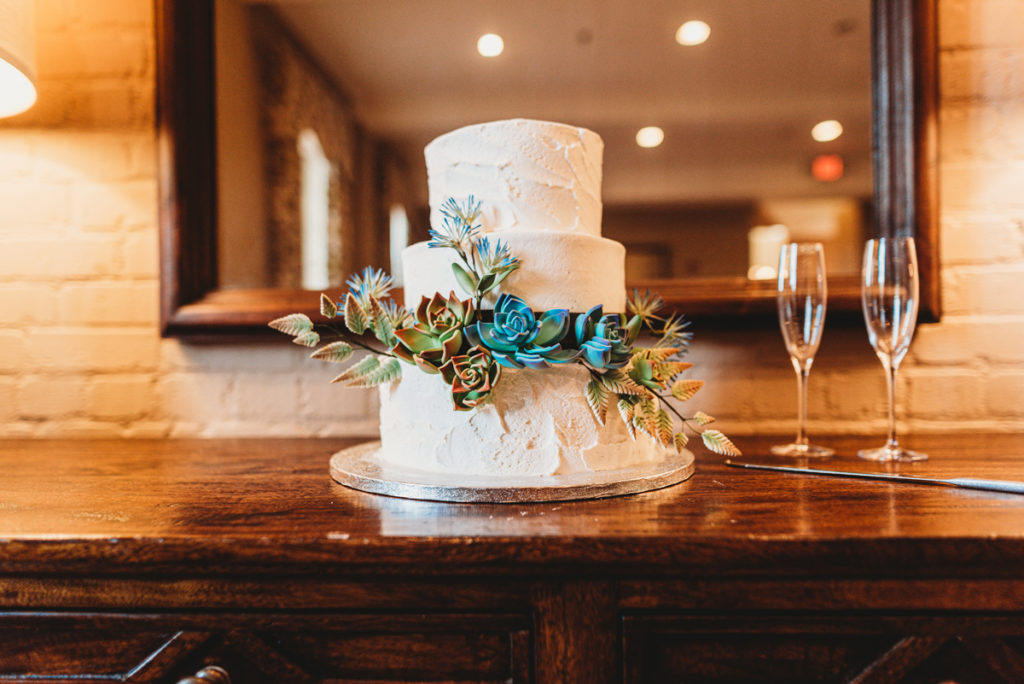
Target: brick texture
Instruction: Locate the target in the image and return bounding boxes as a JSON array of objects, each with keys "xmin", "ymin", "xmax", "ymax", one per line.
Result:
[{"xmin": 1, "ymin": 0, "xmax": 1023, "ymax": 439}]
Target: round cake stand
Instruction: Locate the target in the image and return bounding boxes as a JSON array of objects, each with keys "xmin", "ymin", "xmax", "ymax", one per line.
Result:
[{"xmin": 329, "ymin": 441, "xmax": 695, "ymax": 503}]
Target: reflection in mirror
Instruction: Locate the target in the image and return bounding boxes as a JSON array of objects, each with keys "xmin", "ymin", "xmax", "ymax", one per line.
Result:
[{"xmin": 214, "ymin": 0, "xmax": 872, "ymax": 291}]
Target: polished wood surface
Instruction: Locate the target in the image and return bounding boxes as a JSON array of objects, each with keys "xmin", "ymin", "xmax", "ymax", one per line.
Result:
[{"xmin": 0, "ymin": 434, "xmax": 1022, "ymax": 577}]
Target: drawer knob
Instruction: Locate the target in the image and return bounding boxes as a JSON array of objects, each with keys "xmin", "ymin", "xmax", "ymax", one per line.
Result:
[{"xmin": 176, "ymin": 665, "xmax": 231, "ymax": 684}]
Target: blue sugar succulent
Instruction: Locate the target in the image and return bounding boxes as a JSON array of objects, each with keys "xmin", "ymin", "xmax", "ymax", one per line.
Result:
[
  {"xmin": 465, "ymin": 294, "xmax": 578, "ymax": 369},
  {"xmin": 574, "ymin": 305, "xmax": 640, "ymax": 370}
]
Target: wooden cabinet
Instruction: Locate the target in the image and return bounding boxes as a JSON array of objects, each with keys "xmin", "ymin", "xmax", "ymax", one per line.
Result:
[{"xmin": 0, "ymin": 436, "xmax": 1023, "ymax": 682}]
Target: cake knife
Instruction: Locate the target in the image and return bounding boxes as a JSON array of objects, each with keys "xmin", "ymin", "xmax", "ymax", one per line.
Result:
[{"xmin": 723, "ymin": 460, "xmax": 1024, "ymax": 495}]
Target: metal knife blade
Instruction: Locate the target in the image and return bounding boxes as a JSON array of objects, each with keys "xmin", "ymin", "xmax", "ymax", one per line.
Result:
[{"xmin": 723, "ymin": 460, "xmax": 1024, "ymax": 495}]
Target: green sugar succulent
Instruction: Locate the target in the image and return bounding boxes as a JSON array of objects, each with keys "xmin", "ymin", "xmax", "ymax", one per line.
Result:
[
  {"xmin": 392, "ymin": 292, "xmax": 476, "ymax": 374},
  {"xmin": 440, "ymin": 345, "xmax": 502, "ymax": 410}
]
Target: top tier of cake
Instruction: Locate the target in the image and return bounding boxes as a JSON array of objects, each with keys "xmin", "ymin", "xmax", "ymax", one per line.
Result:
[
  {"xmin": 405, "ymin": 119, "xmax": 625, "ymax": 312},
  {"xmin": 425, "ymin": 119, "xmax": 604, "ymax": 237}
]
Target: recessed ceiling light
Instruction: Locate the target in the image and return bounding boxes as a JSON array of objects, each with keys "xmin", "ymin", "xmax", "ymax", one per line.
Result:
[
  {"xmin": 811, "ymin": 120, "xmax": 843, "ymax": 142},
  {"xmin": 477, "ymin": 33, "xmax": 504, "ymax": 58},
  {"xmin": 675, "ymin": 20, "xmax": 711, "ymax": 46},
  {"xmin": 636, "ymin": 126, "xmax": 665, "ymax": 148}
]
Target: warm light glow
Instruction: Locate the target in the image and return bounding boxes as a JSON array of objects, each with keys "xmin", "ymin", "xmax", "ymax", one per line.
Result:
[
  {"xmin": 748, "ymin": 264, "xmax": 778, "ymax": 281},
  {"xmin": 748, "ymin": 224, "xmax": 790, "ymax": 280},
  {"xmin": 0, "ymin": 0, "xmax": 38, "ymax": 118},
  {"xmin": 636, "ymin": 126, "xmax": 665, "ymax": 148},
  {"xmin": 812, "ymin": 154, "xmax": 845, "ymax": 182},
  {"xmin": 389, "ymin": 204, "xmax": 410, "ymax": 287},
  {"xmin": 811, "ymin": 119, "xmax": 844, "ymax": 142},
  {"xmin": 0, "ymin": 57, "xmax": 35, "ymax": 117},
  {"xmin": 675, "ymin": 20, "xmax": 711, "ymax": 46},
  {"xmin": 477, "ymin": 33, "xmax": 504, "ymax": 57}
]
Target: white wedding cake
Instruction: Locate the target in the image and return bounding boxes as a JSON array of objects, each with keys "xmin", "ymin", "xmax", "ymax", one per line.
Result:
[{"xmin": 378, "ymin": 119, "xmax": 673, "ymax": 477}]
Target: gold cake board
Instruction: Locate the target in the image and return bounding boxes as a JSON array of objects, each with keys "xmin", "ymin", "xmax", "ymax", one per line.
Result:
[{"xmin": 329, "ymin": 440, "xmax": 695, "ymax": 503}]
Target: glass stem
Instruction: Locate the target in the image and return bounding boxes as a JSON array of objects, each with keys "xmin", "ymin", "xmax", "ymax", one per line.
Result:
[
  {"xmin": 885, "ymin": 359, "xmax": 898, "ymax": 450},
  {"xmin": 795, "ymin": 366, "xmax": 809, "ymax": 447}
]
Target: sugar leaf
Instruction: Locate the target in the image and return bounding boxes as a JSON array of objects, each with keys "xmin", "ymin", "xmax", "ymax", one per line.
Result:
[
  {"xmin": 311, "ymin": 341, "xmax": 353, "ymax": 363},
  {"xmin": 655, "ymin": 409, "xmax": 674, "ymax": 447},
  {"xmin": 633, "ymin": 397, "xmax": 658, "ymax": 441},
  {"xmin": 349, "ymin": 357, "xmax": 402, "ymax": 388},
  {"xmin": 585, "ymin": 377, "xmax": 609, "ymax": 425},
  {"xmin": 701, "ymin": 429, "xmax": 741, "ymax": 456},
  {"xmin": 617, "ymin": 398, "xmax": 637, "ymax": 441},
  {"xmin": 292, "ymin": 330, "xmax": 320, "ymax": 347},
  {"xmin": 373, "ymin": 305, "xmax": 397, "ymax": 348},
  {"xmin": 673, "ymin": 431, "xmax": 689, "ymax": 453},
  {"xmin": 451, "ymin": 262, "xmax": 478, "ymax": 297},
  {"xmin": 633, "ymin": 347, "xmax": 679, "ymax": 362},
  {"xmin": 320, "ymin": 293, "xmax": 338, "ymax": 318},
  {"xmin": 344, "ymin": 293, "xmax": 368, "ymax": 334},
  {"xmin": 656, "ymin": 361, "xmax": 693, "ymax": 381},
  {"xmin": 600, "ymin": 369, "xmax": 646, "ymax": 396},
  {"xmin": 269, "ymin": 313, "xmax": 314, "ymax": 336},
  {"xmin": 331, "ymin": 355, "xmax": 379, "ymax": 384},
  {"xmin": 670, "ymin": 379, "xmax": 704, "ymax": 401},
  {"xmin": 693, "ymin": 411, "xmax": 715, "ymax": 425}
]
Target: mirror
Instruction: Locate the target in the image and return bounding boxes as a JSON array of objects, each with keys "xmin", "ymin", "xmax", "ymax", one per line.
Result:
[{"xmin": 157, "ymin": 0, "xmax": 938, "ymax": 336}]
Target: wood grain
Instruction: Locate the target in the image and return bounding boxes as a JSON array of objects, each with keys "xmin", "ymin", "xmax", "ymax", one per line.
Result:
[{"xmin": 0, "ymin": 434, "xmax": 1022, "ymax": 578}]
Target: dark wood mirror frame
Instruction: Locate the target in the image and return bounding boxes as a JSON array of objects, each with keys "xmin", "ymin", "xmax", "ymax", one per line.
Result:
[{"xmin": 156, "ymin": 0, "xmax": 939, "ymax": 338}]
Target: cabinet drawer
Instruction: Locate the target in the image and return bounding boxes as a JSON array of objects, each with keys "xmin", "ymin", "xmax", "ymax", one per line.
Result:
[
  {"xmin": 622, "ymin": 614, "xmax": 1024, "ymax": 684},
  {"xmin": 0, "ymin": 613, "xmax": 531, "ymax": 683}
]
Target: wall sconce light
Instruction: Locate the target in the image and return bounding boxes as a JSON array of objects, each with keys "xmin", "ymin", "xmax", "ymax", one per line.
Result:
[{"xmin": 0, "ymin": 0, "xmax": 37, "ymax": 118}]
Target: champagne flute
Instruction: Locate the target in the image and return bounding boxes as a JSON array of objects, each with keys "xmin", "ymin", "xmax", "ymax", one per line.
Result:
[
  {"xmin": 771, "ymin": 243, "xmax": 834, "ymax": 457},
  {"xmin": 859, "ymin": 237, "xmax": 926, "ymax": 462}
]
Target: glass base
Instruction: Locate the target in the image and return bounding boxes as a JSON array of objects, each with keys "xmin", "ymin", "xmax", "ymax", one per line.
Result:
[
  {"xmin": 858, "ymin": 445, "xmax": 928, "ymax": 462},
  {"xmin": 770, "ymin": 443, "xmax": 835, "ymax": 458}
]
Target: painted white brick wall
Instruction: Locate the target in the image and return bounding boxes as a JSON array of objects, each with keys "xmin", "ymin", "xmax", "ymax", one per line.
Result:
[{"xmin": 0, "ymin": 0, "xmax": 1022, "ymax": 439}]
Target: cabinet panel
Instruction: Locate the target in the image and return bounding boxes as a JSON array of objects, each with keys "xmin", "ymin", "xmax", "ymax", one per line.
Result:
[
  {"xmin": 260, "ymin": 614, "xmax": 531, "ymax": 683},
  {"xmin": 0, "ymin": 613, "xmax": 531, "ymax": 684},
  {"xmin": 0, "ymin": 614, "xmax": 192, "ymax": 681},
  {"xmin": 622, "ymin": 614, "xmax": 1024, "ymax": 684}
]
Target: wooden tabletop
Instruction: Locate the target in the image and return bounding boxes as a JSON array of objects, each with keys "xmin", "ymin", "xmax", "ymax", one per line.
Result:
[{"xmin": 0, "ymin": 434, "xmax": 1022, "ymax": 578}]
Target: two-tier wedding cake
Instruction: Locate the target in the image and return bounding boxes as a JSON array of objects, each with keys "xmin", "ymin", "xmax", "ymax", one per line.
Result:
[{"xmin": 378, "ymin": 119, "xmax": 673, "ymax": 477}]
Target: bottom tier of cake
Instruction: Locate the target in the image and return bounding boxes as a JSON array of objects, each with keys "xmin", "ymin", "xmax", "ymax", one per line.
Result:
[{"xmin": 378, "ymin": 364, "xmax": 672, "ymax": 477}]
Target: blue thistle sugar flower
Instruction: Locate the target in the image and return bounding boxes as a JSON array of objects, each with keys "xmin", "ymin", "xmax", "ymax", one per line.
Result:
[
  {"xmin": 655, "ymin": 313, "xmax": 693, "ymax": 350},
  {"xmin": 439, "ymin": 195, "xmax": 482, "ymax": 225},
  {"xmin": 626, "ymin": 288, "xmax": 665, "ymax": 326},
  {"xmin": 428, "ymin": 196, "xmax": 482, "ymax": 251},
  {"xmin": 345, "ymin": 266, "xmax": 393, "ymax": 307},
  {"xmin": 464, "ymin": 294, "xmax": 578, "ymax": 369},
  {"xmin": 427, "ymin": 214, "xmax": 478, "ymax": 251},
  {"xmin": 380, "ymin": 298, "xmax": 413, "ymax": 329},
  {"xmin": 474, "ymin": 236, "xmax": 520, "ymax": 274}
]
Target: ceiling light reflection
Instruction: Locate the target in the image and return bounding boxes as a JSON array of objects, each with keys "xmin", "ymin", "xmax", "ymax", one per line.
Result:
[
  {"xmin": 477, "ymin": 33, "xmax": 504, "ymax": 57},
  {"xmin": 675, "ymin": 21, "xmax": 711, "ymax": 46},
  {"xmin": 636, "ymin": 126, "xmax": 665, "ymax": 148},
  {"xmin": 811, "ymin": 120, "xmax": 843, "ymax": 142}
]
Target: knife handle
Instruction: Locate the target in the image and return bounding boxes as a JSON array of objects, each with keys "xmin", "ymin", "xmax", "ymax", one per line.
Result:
[{"xmin": 949, "ymin": 478, "xmax": 1024, "ymax": 495}]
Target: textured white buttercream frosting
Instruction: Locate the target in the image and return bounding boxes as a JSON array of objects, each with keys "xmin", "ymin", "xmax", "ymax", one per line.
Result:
[
  {"xmin": 425, "ymin": 119, "xmax": 603, "ymax": 237},
  {"xmin": 379, "ymin": 365, "xmax": 669, "ymax": 476},
  {"xmin": 402, "ymin": 232, "xmax": 626, "ymax": 313}
]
